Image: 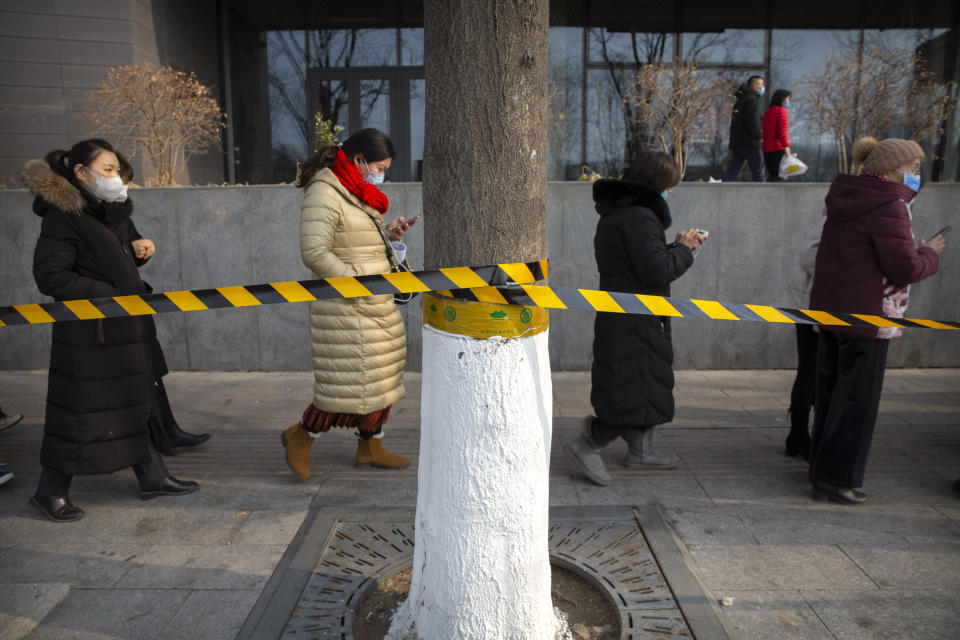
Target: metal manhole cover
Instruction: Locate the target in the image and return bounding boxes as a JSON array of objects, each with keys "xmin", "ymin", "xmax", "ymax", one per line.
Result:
[{"xmin": 282, "ymin": 521, "xmax": 692, "ymax": 639}]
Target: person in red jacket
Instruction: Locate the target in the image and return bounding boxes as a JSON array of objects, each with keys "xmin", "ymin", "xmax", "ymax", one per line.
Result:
[
  {"xmin": 808, "ymin": 137, "xmax": 946, "ymax": 505},
  {"xmin": 762, "ymin": 90, "xmax": 791, "ymax": 181}
]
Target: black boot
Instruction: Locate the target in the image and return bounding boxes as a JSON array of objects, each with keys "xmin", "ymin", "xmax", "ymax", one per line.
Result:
[
  {"xmin": 812, "ymin": 481, "xmax": 867, "ymax": 505},
  {"xmin": 139, "ymin": 476, "xmax": 200, "ymax": 500},
  {"xmin": 30, "ymin": 495, "xmax": 85, "ymax": 522},
  {"xmin": 134, "ymin": 444, "xmax": 199, "ymax": 500},
  {"xmin": 32, "ymin": 468, "xmax": 84, "ymax": 522},
  {"xmin": 152, "ymin": 378, "xmax": 210, "ymax": 454},
  {"xmin": 168, "ymin": 423, "xmax": 211, "ymax": 451}
]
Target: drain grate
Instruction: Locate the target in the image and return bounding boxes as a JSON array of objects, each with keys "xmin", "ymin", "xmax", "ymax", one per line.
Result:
[{"xmin": 283, "ymin": 520, "xmax": 692, "ymax": 639}]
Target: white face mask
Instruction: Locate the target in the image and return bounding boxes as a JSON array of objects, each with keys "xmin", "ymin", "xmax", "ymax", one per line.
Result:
[{"xmin": 83, "ymin": 168, "xmax": 128, "ymax": 203}]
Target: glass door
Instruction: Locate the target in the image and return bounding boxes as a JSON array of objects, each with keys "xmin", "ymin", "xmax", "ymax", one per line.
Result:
[{"xmin": 309, "ymin": 67, "xmax": 424, "ymax": 181}]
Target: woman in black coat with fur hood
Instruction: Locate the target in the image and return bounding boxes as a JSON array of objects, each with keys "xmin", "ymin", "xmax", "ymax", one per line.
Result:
[
  {"xmin": 566, "ymin": 151, "xmax": 706, "ymax": 486},
  {"xmin": 23, "ymin": 139, "xmax": 202, "ymax": 522}
]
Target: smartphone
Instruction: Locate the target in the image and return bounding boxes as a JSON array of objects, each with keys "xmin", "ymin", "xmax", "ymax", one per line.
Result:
[
  {"xmin": 933, "ymin": 225, "xmax": 951, "ymax": 238},
  {"xmin": 698, "ymin": 229, "xmax": 709, "ymax": 238}
]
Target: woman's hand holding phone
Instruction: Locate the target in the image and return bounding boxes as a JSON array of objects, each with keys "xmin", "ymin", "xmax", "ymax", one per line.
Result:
[
  {"xmin": 388, "ymin": 216, "xmax": 419, "ymax": 241},
  {"xmin": 676, "ymin": 228, "xmax": 705, "ymax": 251}
]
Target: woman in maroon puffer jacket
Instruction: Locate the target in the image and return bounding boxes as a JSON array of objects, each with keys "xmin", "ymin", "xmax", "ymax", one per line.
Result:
[{"xmin": 808, "ymin": 137, "xmax": 946, "ymax": 505}]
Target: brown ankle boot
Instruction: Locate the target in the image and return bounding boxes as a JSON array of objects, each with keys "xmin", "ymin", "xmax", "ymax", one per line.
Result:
[
  {"xmin": 355, "ymin": 438, "xmax": 409, "ymax": 469},
  {"xmin": 281, "ymin": 423, "xmax": 314, "ymax": 479}
]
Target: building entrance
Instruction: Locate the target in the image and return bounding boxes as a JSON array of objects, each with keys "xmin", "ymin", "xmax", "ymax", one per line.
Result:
[{"xmin": 309, "ymin": 67, "xmax": 425, "ymax": 182}]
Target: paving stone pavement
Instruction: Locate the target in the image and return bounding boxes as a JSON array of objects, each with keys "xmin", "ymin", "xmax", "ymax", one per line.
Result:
[{"xmin": 0, "ymin": 367, "xmax": 958, "ymax": 639}]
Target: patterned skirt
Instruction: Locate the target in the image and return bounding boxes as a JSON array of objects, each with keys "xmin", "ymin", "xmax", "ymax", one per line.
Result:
[{"xmin": 301, "ymin": 403, "xmax": 392, "ymax": 435}]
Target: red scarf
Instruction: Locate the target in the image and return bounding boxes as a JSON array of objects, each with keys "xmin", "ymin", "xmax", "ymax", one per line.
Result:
[{"xmin": 330, "ymin": 149, "xmax": 389, "ymax": 214}]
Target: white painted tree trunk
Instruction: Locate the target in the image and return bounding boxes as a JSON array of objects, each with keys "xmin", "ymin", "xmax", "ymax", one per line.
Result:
[{"xmin": 387, "ymin": 325, "xmax": 566, "ymax": 639}]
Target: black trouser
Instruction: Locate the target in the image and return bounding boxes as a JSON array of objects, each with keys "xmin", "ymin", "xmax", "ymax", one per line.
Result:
[
  {"xmin": 149, "ymin": 377, "xmax": 181, "ymax": 455},
  {"xmin": 809, "ymin": 332, "xmax": 889, "ymax": 489},
  {"xmin": 589, "ymin": 416, "xmax": 650, "ymax": 447},
  {"xmin": 789, "ymin": 324, "xmax": 819, "ymax": 430},
  {"xmin": 764, "ymin": 149, "xmax": 786, "ymax": 182},
  {"xmin": 589, "ymin": 416, "xmax": 624, "ymax": 447},
  {"xmin": 721, "ymin": 147, "xmax": 765, "ymax": 182},
  {"xmin": 36, "ymin": 444, "xmax": 169, "ymax": 498}
]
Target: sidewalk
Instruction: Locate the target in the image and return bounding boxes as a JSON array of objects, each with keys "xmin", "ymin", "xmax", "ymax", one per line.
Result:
[{"xmin": 1, "ymin": 368, "xmax": 958, "ymax": 639}]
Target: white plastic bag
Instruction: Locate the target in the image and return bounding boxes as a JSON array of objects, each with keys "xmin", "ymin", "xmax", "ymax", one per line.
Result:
[{"xmin": 779, "ymin": 153, "xmax": 808, "ymax": 178}]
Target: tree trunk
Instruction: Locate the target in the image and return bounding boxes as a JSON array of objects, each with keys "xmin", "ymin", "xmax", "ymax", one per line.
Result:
[
  {"xmin": 417, "ymin": 1, "xmax": 548, "ymax": 268},
  {"xmin": 387, "ymin": 1, "xmax": 566, "ymax": 638}
]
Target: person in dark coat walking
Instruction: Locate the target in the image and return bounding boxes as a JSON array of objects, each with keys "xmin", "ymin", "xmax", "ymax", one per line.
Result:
[
  {"xmin": 721, "ymin": 75, "xmax": 766, "ymax": 182},
  {"xmin": 565, "ymin": 151, "xmax": 706, "ymax": 486},
  {"xmin": 782, "ymin": 212, "xmax": 825, "ymax": 461},
  {"xmin": 112, "ymin": 158, "xmax": 211, "ymax": 457},
  {"xmin": 808, "ymin": 136, "xmax": 945, "ymax": 505},
  {"xmin": 23, "ymin": 139, "xmax": 199, "ymax": 522}
]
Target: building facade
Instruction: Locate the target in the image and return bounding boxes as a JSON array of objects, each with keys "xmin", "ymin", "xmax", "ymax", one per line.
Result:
[{"xmin": 2, "ymin": 0, "xmax": 958, "ymax": 186}]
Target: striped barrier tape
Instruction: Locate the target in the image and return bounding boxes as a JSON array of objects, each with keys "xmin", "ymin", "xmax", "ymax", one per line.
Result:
[
  {"xmin": 1, "ymin": 259, "xmax": 957, "ymax": 331},
  {"xmin": 0, "ymin": 261, "xmax": 547, "ymax": 327},
  {"xmin": 478, "ymin": 283, "xmax": 960, "ymax": 331}
]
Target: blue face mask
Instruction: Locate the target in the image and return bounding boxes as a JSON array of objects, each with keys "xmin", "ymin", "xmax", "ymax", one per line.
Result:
[
  {"xmin": 661, "ymin": 191, "xmax": 669, "ymax": 200},
  {"xmin": 758, "ymin": 86, "xmax": 765, "ymax": 96},
  {"xmin": 902, "ymin": 171, "xmax": 921, "ymax": 192},
  {"xmin": 361, "ymin": 158, "xmax": 386, "ymax": 186},
  {"xmin": 784, "ymin": 99, "xmax": 790, "ymax": 109}
]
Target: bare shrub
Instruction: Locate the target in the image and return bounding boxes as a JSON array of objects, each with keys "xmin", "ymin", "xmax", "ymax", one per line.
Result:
[
  {"xmin": 626, "ymin": 60, "xmax": 732, "ymax": 179},
  {"xmin": 82, "ymin": 63, "xmax": 225, "ymax": 186},
  {"xmin": 799, "ymin": 43, "xmax": 957, "ymax": 175}
]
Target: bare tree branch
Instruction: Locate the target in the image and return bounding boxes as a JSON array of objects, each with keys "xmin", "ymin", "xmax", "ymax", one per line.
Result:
[
  {"xmin": 799, "ymin": 41, "xmax": 957, "ymax": 174},
  {"xmin": 82, "ymin": 63, "xmax": 225, "ymax": 186},
  {"xmin": 627, "ymin": 59, "xmax": 731, "ymax": 178}
]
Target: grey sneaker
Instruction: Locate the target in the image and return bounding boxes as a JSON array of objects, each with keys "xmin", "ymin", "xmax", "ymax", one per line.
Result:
[
  {"xmin": 564, "ymin": 417, "xmax": 611, "ymax": 486},
  {"xmin": 0, "ymin": 412, "xmax": 23, "ymax": 432},
  {"xmin": 621, "ymin": 427, "xmax": 677, "ymax": 470}
]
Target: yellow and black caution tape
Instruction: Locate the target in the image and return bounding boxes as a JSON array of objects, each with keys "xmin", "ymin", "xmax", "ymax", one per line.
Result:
[
  {"xmin": 0, "ymin": 261, "xmax": 547, "ymax": 327},
  {"xmin": 1, "ymin": 258, "xmax": 957, "ymax": 331},
  {"xmin": 478, "ymin": 283, "xmax": 960, "ymax": 331}
]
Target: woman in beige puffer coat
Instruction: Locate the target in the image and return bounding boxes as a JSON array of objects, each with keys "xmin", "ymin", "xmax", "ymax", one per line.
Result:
[{"xmin": 281, "ymin": 129, "xmax": 417, "ymax": 478}]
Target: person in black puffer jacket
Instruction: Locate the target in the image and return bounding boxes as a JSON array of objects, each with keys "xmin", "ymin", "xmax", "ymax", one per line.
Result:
[
  {"xmin": 721, "ymin": 75, "xmax": 766, "ymax": 182},
  {"xmin": 23, "ymin": 139, "xmax": 200, "ymax": 523},
  {"xmin": 565, "ymin": 151, "xmax": 707, "ymax": 486}
]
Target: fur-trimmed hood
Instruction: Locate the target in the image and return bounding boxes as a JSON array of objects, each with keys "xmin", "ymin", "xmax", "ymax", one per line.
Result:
[
  {"xmin": 592, "ymin": 178, "xmax": 672, "ymax": 229},
  {"xmin": 22, "ymin": 158, "xmax": 85, "ymax": 216}
]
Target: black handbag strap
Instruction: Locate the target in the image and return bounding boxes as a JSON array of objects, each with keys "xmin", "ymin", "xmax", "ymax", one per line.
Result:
[{"xmin": 365, "ymin": 212, "xmax": 404, "ymax": 271}]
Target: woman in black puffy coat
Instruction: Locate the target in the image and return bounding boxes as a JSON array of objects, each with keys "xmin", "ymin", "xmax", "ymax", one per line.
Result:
[
  {"xmin": 24, "ymin": 139, "xmax": 200, "ymax": 522},
  {"xmin": 566, "ymin": 151, "xmax": 706, "ymax": 486}
]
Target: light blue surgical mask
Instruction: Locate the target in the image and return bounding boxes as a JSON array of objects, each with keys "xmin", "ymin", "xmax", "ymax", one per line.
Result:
[
  {"xmin": 361, "ymin": 158, "xmax": 386, "ymax": 186},
  {"xmin": 758, "ymin": 86, "xmax": 765, "ymax": 96},
  {"xmin": 902, "ymin": 171, "xmax": 921, "ymax": 192},
  {"xmin": 661, "ymin": 191, "xmax": 669, "ymax": 200},
  {"xmin": 784, "ymin": 99, "xmax": 790, "ymax": 109}
]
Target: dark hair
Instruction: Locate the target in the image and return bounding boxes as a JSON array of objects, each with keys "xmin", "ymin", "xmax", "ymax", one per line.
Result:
[
  {"xmin": 297, "ymin": 128, "xmax": 395, "ymax": 188},
  {"xmin": 117, "ymin": 153, "xmax": 135, "ymax": 183},
  {"xmin": 44, "ymin": 138, "xmax": 131, "ymax": 182},
  {"xmin": 747, "ymin": 75, "xmax": 764, "ymax": 87},
  {"xmin": 623, "ymin": 150, "xmax": 681, "ymax": 193},
  {"xmin": 770, "ymin": 89, "xmax": 791, "ymax": 107}
]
